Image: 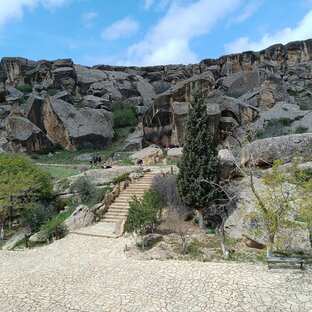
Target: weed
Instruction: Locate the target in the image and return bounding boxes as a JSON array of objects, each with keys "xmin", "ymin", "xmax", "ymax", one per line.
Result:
[
  {"xmin": 112, "ymin": 172, "xmax": 130, "ymax": 184},
  {"xmin": 16, "ymin": 83, "xmax": 32, "ymax": 93},
  {"xmin": 295, "ymin": 126, "xmax": 309, "ymax": 134}
]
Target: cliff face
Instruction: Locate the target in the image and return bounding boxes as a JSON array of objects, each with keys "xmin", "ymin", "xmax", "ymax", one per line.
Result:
[{"xmin": 0, "ymin": 39, "xmax": 311, "ymax": 153}]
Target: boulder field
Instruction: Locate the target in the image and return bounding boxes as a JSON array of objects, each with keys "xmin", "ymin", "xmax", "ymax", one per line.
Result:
[{"xmin": 0, "ymin": 39, "xmax": 312, "ymax": 153}]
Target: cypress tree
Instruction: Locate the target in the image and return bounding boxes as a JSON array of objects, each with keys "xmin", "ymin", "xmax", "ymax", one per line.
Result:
[{"xmin": 177, "ymin": 89, "xmax": 220, "ymax": 228}]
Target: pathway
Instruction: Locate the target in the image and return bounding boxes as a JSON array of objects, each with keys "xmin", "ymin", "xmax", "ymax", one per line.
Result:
[
  {"xmin": 72, "ymin": 171, "xmax": 157, "ymax": 238},
  {"xmin": 0, "ymin": 234, "xmax": 311, "ymax": 312}
]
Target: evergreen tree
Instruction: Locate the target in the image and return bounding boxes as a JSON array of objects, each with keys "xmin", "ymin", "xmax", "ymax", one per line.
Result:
[{"xmin": 177, "ymin": 89, "xmax": 220, "ymax": 228}]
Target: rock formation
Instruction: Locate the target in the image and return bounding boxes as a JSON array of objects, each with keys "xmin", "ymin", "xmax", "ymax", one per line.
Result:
[{"xmin": 0, "ymin": 39, "xmax": 311, "ymax": 153}]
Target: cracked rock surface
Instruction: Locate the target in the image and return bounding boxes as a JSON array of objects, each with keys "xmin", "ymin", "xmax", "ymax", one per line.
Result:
[{"xmin": 0, "ymin": 234, "xmax": 311, "ymax": 312}]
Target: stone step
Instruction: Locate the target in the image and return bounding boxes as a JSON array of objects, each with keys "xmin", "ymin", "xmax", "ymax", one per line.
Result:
[
  {"xmin": 102, "ymin": 216, "xmax": 124, "ymax": 222},
  {"xmin": 107, "ymin": 208, "xmax": 129, "ymax": 213},
  {"xmin": 127, "ymin": 184, "xmax": 153, "ymax": 189},
  {"xmin": 105, "ymin": 212, "xmax": 128, "ymax": 218},
  {"xmin": 110, "ymin": 201, "xmax": 130, "ymax": 206}
]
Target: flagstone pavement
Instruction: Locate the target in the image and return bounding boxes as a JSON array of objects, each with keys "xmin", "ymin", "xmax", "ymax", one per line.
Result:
[{"xmin": 0, "ymin": 234, "xmax": 311, "ymax": 312}]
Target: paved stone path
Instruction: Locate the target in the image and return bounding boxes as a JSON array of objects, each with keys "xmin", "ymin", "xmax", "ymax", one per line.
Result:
[{"xmin": 0, "ymin": 235, "xmax": 311, "ymax": 312}]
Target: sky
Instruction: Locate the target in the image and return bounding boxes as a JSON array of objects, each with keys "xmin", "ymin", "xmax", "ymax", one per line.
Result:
[{"xmin": 0, "ymin": 0, "xmax": 312, "ymax": 67}]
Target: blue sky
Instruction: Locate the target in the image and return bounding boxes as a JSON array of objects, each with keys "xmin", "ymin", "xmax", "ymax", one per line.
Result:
[{"xmin": 0, "ymin": 0, "xmax": 312, "ymax": 66}]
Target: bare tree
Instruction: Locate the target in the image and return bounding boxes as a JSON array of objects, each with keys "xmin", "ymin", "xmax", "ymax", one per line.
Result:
[{"xmin": 165, "ymin": 205, "xmax": 191, "ymax": 254}]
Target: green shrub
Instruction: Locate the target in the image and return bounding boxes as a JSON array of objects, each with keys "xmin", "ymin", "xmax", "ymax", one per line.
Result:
[
  {"xmin": 256, "ymin": 118, "xmax": 294, "ymax": 139},
  {"xmin": 125, "ymin": 190, "xmax": 162, "ymax": 234},
  {"xmin": 22, "ymin": 204, "xmax": 58, "ymax": 232},
  {"xmin": 127, "ymin": 75, "xmax": 137, "ymax": 82},
  {"xmin": 69, "ymin": 176, "xmax": 95, "ymax": 204},
  {"xmin": 69, "ymin": 176, "xmax": 110, "ymax": 206},
  {"xmin": 112, "ymin": 103, "xmax": 138, "ymax": 128},
  {"xmin": 46, "ymin": 87, "xmax": 58, "ymax": 96},
  {"xmin": 16, "ymin": 83, "xmax": 33, "ymax": 93},
  {"xmin": 295, "ymin": 126, "xmax": 309, "ymax": 134},
  {"xmin": 120, "ymin": 156, "xmax": 135, "ymax": 166},
  {"xmin": 152, "ymin": 175, "xmax": 191, "ymax": 218},
  {"xmin": 37, "ymin": 144, "xmax": 63, "ymax": 155},
  {"xmin": 112, "ymin": 172, "xmax": 130, "ymax": 184},
  {"xmin": 38, "ymin": 206, "xmax": 76, "ymax": 240}
]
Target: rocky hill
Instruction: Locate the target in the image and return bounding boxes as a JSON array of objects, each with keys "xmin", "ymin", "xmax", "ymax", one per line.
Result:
[{"xmin": 0, "ymin": 39, "xmax": 312, "ymax": 154}]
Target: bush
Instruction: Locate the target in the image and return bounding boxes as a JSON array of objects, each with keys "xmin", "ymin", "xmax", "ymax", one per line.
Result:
[
  {"xmin": 69, "ymin": 176, "xmax": 95, "ymax": 205},
  {"xmin": 125, "ymin": 190, "xmax": 162, "ymax": 234},
  {"xmin": 38, "ymin": 206, "xmax": 76, "ymax": 240},
  {"xmin": 112, "ymin": 172, "xmax": 130, "ymax": 184},
  {"xmin": 295, "ymin": 126, "xmax": 309, "ymax": 134},
  {"xmin": 69, "ymin": 176, "xmax": 110, "ymax": 206},
  {"xmin": 22, "ymin": 204, "xmax": 57, "ymax": 232},
  {"xmin": 112, "ymin": 103, "xmax": 138, "ymax": 128},
  {"xmin": 16, "ymin": 83, "xmax": 32, "ymax": 93},
  {"xmin": 152, "ymin": 174, "xmax": 191, "ymax": 218},
  {"xmin": 256, "ymin": 118, "xmax": 294, "ymax": 139}
]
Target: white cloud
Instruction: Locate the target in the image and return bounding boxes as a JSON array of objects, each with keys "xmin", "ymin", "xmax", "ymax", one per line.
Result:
[
  {"xmin": 225, "ymin": 10, "xmax": 312, "ymax": 54},
  {"xmin": 82, "ymin": 11, "xmax": 98, "ymax": 28},
  {"xmin": 228, "ymin": 1, "xmax": 261, "ymax": 25},
  {"xmin": 0, "ymin": 0, "xmax": 69, "ymax": 28},
  {"xmin": 124, "ymin": 0, "xmax": 240, "ymax": 66},
  {"xmin": 41, "ymin": 0, "xmax": 69, "ymax": 9},
  {"xmin": 144, "ymin": 0, "xmax": 154, "ymax": 10},
  {"xmin": 102, "ymin": 17, "xmax": 139, "ymax": 41}
]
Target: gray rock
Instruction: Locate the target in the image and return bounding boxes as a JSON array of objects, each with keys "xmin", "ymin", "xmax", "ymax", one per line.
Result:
[
  {"xmin": 5, "ymin": 110, "xmax": 52, "ymax": 154},
  {"xmin": 225, "ymin": 175, "xmax": 311, "ymax": 252},
  {"xmin": 64, "ymin": 205, "xmax": 95, "ymax": 231},
  {"xmin": 2, "ymin": 227, "xmax": 31, "ymax": 250},
  {"xmin": 82, "ymin": 95, "xmax": 110, "ymax": 109},
  {"xmin": 29, "ymin": 231, "xmax": 48, "ymax": 243},
  {"xmin": 167, "ymin": 147, "xmax": 183, "ymax": 157},
  {"xmin": 130, "ymin": 145, "xmax": 163, "ymax": 164},
  {"xmin": 218, "ymin": 149, "xmax": 237, "ymax": 179},
  {"xmin": 26, "ymin": 96, "xmax": 114, "ymax": 151},
  {"xmin": 123, "ymin": 128, "xmax": 143, "ymax": 151},
  {"xmin": 241, "ymin": 133, "xmax": 312, "ymax": 166},
  {"xmin": 136, "ymin": 233, "xmax": 163, "ymax": 248}
]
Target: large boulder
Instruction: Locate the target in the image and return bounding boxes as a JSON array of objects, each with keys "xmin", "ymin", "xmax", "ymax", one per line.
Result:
[
  {"xmin": 64, "ymin": 205, "xmax": 95, "ymax": 231},
  {"xmin": 1, "ymin": 57, "xmax": 37, "ymax": 86},
  {"xmin": 5, "ymin": 106, "xmax": 52, "ymax": 154},
  {"xmin": 123, "ymin": 127, "xmax": 143, "ymax": 151},
  {"xmin": 2, "ymin": 227, "xmax": 31, "ymax": 250},
  {"xmin": 240, "ymin": 133, "xmax": 312, "ymax": 166},
  {"xmin": 130, "ymin": 145, "xmax": 164, "ymax": 164},
  {"xmin": 25, "ymin": 95, "xmax": 114, "ymax": 151},
  {"xmin": 82, "ymin": 95, "xmax": 110, "ymax": 109}
]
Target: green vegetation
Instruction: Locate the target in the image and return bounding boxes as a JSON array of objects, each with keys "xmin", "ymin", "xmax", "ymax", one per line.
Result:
[
  {"xmin": 44, "ymin": 166, "xmax": 80, "ymax": 179},
  {"xmin": 125, "ymin": 190, "xmax": 162, "ymax": 235},
  {"xmin": 112, "ymin": 172, "xmax": 130, "ymax": 184},
  {"xmin": 256, "ymin": 118, "xmax": 294, "ymax": 139},
  {"xmin": 69, "ymin": 176, "xmax": 110, "ymax": 207},
  {"xmin": 298, "ymin": 101, "xmax": 312, "ymax": 111},
  {"xmin": 46, "ymin": 87, "xmax": 58, "ymax": 96},
  {"xmin": 39, "ymin": 206, "xmax": 76, "ymax": 240},
  {"xmin": 295, "ymin": 126, "xmax": 309, "ymax": 134},
  {"xmin": 247, "ymin": 160, "xmax": 312, "ymax": 257},
  {"xmin": 112, "ymin": 102, "xmax": 138, "ymax": 129},
  {"xmin": 16, "ymin": 83, "xmax": 33, "ymax": 93},
  {"xmin": 177, "ymin": 89, "xmax": 221, "ymax": 228},
  {"xmin": 0, "ymin": 154, "xmax": 53, "ymax": 240},
  {"xmin": 22, "ymin": 204, "xmax": 57, "ymax": 232}
]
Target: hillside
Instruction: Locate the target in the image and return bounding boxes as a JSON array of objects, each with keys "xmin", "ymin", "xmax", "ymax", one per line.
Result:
[{"xmin": 0, "ymin": 39, "xmax": 312, "ymax": 154}]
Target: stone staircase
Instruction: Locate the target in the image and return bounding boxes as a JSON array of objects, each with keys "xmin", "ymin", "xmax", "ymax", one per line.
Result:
[
  {"xmin": 71, "ymin": 171, "xmax": 157, "ymax": 238},
  {"xmin": 101, "ymin": 171, "xmax": 156, "ymax": 224}
]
